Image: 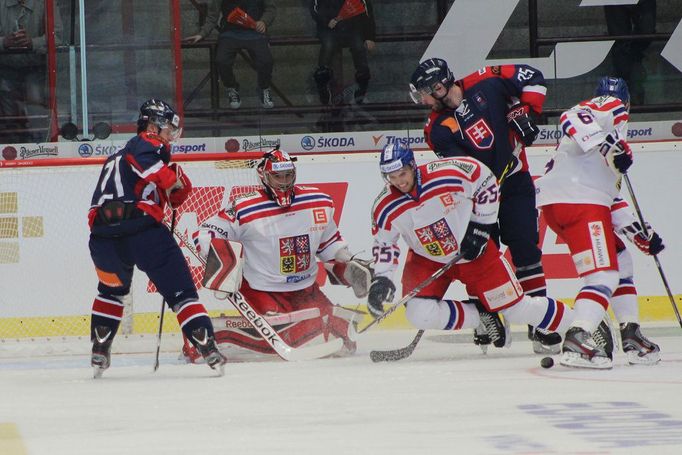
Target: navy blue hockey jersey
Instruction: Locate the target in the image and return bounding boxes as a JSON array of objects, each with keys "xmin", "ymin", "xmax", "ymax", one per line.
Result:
[{"xmin": 424, "ymin": 65, "xmax": 546, "ymax": 179}]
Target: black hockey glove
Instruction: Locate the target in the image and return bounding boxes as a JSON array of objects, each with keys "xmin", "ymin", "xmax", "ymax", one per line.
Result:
[
  {"xmin": 367, "ymin": 276, "xmax": 396, "ymax": 319},
  {"xmin": 507, "ymin": 104, "xmax": 540, "ymax": 146},
  {"xmin": 460, "ymin": 222, "xmax": 494, "ymax": 261},
  {"xmin": 620, "ymin": 221, "xmax": 665, "ymax": 256},
  {"xmin": 599, "ymin": 132, "xmax": 633, "ymax": 174}
]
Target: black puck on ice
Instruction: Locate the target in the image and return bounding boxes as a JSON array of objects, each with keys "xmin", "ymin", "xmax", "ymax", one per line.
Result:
[{"xmin": 541, "ymin": 357, "xmax": 554, "ymax": 368}]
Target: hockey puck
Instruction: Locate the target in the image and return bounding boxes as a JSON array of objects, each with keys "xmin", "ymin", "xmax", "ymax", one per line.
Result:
[{"xmin": 540, "ymin": 357, "xmax": 554, "ymax": 369}]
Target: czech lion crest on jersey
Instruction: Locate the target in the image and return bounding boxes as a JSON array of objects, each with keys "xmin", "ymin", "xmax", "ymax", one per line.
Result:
[
  {"xmin": 415, "ymin": 218, "xmax": 458, "ymax": 256},
  {"xmin": 279, "ymin": 235, "xmax": 311, "ymax": 274},
  {"xmin": 465, "ymin": 119, "xmax": 494, "ymax": 150}
]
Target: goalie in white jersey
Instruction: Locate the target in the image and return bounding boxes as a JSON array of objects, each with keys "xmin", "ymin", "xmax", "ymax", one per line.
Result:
[
  {"xmin": 190, "ymin": 149, "xmax": 372, "ymax": 358},
  {"xmin": 536, "ymin": 76, "xmax": 664, "ymax": 369},
  {"xmin": 367, "ymin": 142, "xmax": 576, "ymax": 349}
]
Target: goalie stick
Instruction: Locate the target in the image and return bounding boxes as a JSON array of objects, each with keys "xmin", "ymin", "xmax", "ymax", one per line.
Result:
[
  {"xmin": 623, "ymin": 174, "xmax": 682, "ymax": 329},
  {"xmin": 168, "ymin": 224, "xmax": 344, "ymax": 360},
  {"xmin": 358, "ymin": 253, "xmax": 463, "ymax": 334}
]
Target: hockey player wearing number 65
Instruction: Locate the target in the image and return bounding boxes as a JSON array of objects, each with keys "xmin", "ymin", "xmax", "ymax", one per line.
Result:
[
  {"xmin": 189, "ymin": 149, "xmax": 372, "ymax": 360},
  {"xmin": 536, "ymin": 77, "xmax": 663, "ymax": 369},
  {"xmin": 87, "ymin": 99, "xmax": 226, "ymax": 378},
  {"xmin": 367, "ymin": 142, "xmax": 579, "ymax": 351}
]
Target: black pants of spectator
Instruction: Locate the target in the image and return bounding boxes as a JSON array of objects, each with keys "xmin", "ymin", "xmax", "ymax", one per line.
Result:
[
  {"xmin": 0, "ymin": 66, "xmax": 45, "ymax": 144},
  {"xmin": 316, "ymin": 28, "xmax": 370, "ymax": 101},
  {"xmin": 604, "ymin": 0, "xmax": 656, "ymax": 105},
  {"xmin": 215, "ymin": 36, "xmax": 273, "ymax": 90}
]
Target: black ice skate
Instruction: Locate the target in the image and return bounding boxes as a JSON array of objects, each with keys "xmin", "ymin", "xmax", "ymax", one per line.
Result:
[
  {"xmin": 531, "ymin": 327, "xmax": 562, "ymax": 355},
  {"xmin": 560, "ymin": 327, "xmax": 612, "ymax": 369},
  {"xmin": 620, "ymin": 322, "xmax": 661, "ymax": 365},
  {"xmin": 473, "ymin": 310, "xmax": 510, "ymax": 354},
  {"xmin": 191, "ymin": 328, "xmax": 227, "ymax": 376},
  {"xmin": 91, "ymin": 326, "xmax": 114, "ymax": 379}
]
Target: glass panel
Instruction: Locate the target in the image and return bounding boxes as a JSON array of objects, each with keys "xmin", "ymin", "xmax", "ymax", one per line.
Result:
[{"xmin": 0, "ymin": 0, "xmax": 64, "ymax": 145}]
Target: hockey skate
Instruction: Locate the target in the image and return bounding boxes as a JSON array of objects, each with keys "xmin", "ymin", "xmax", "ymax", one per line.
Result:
[
  {"xmin": 559, "ymin": 326, "xmax": 612, "ymax": 369},
  {"xmin": 531, "ymin": 327, "xmax": 562, "ymax": 355},
  {"xmin": 620, "ymin": 323, "xmax": 661, "ymax": 365},
  {"xmin": 473, "ymin": 310, "xmax": 510, "ymax": 354},
  {"xmin": 91, "ymin": 326, "xmax": 113, "ymax": 379},
  {"xmin": 191, "ymin": 328, "xmax": 227, "ymax": 376}
]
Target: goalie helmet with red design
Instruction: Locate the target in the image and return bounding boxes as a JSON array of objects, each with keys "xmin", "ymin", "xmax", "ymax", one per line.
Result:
[{"xmin": 257, "ymin": 149, "xmax": 298, "ymax": 207}]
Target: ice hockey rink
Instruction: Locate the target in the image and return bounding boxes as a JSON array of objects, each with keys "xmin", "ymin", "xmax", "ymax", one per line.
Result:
[{"xmin": 2, "ymin": 326, "xmax": 682, "ymax": 455}]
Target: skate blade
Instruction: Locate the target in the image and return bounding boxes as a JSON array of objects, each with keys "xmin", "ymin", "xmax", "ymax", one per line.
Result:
[
  {"xmin": 93, "ymin": 366, "xmax": 106, "ymax": 379},
  {"xmin": 625, "ymin": 350, "xmax": 661, "ymax": 366},
  {"xmin": 559, "ymin": 352, "xmax": 612, "ymax": 370},
  {"xmin": 532, "ymin": 340, "xmax": 561, "ymax": 355}
]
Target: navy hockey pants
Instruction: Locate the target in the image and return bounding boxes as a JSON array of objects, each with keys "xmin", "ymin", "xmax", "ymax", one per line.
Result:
[
  {"xmin": 496, "ymin": 170, "xmax": 543, "ymax": 268},
  {"xmin": 89, "ymin": 223, "xmax": 198, "ymax": 308}
]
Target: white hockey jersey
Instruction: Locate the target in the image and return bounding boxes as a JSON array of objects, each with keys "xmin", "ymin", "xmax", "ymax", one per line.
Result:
[
  {"xmin": 371, "ymin": 157, "xmax": 499, "ymax": 278},
  {"xmin": 197, "ymin": 185, "xmax": 347, "ymax": 292},
  {"xmin": 535, "ymin": 95, "xmax": 629, "ymax": 207}
]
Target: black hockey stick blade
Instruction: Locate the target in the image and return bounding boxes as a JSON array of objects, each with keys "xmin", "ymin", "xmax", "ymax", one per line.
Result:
[{"xmin": 370, "ymin": 330, "xmax": 424, "ymax": 363}]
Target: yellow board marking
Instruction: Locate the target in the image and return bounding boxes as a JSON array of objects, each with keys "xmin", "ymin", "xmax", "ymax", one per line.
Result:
[{"xmin": 0, "ymin": 423, "xmax": 28, "ymax": 455}]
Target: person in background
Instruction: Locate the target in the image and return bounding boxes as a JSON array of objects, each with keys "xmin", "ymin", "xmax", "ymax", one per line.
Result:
[
  {"xmin": 310, "ymin": 0, "xmax": 375, "ymax": 105},
  {"xmin": 0, "ymin": 0, "xmax": 63, "ymax": 144},
  {"xmin": 184, "ymin": 0, "xmax": 276, "ymax": 109}
]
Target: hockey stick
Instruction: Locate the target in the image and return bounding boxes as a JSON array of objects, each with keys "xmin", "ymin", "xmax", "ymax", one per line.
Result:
[
  {"xmin": 168, "ymin": 225, "xmax": 343, "ymax": 360},
  {"xmin": 358, "ymin": 252, "xmax": 463, "ymax": 334},
  {"xmin": 622, "ymin": 174, "xmax": 682, "ymax": 328},
  {"xmin": 370, "ymin": 329, "xmax": 424, "ymax": 363},
  {"xmin": 154, "ymin": 210, "xmax": 177, "ymax": 371}
]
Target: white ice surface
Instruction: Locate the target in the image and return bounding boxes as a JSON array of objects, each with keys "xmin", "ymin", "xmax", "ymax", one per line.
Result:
[{"xmin": 2, "ymin": 327, "xmax": 682, "ymax": 455}]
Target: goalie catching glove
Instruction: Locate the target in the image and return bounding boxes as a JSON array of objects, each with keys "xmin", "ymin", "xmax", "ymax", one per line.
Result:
[
  {"xmin": 167, "ymin": 163, "xmax": 192, "ymax": 208},
  {"xmin": 367, "ymin": 276, "xmax": 396, "ymax": 319},
  {"xmin": 620, "ymin": 221, "xmax": 664, "ymax": 256},
  {"xmin": 324, "ymin": 257, "xmax": 374, "ymax": 298},
  {"xmin": 598, "ymin": 132, "xmax": 633, "ymax": 174},
  {"xmin": 460, "ymin": 222, "xmax": 494, "ymax": 261},
  {"xmin": 506, "ymin": 103, "xmax": 540, "ymax": 146}
]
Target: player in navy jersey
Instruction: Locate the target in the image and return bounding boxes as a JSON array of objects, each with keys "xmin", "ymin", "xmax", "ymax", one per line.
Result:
[
  {"xmin": 87, "ymin": 99, "xmax": 226, "ymax": 377},
  {"xmin": 409, "ymin": 58, "xmax": 557, "ymax": 354}
]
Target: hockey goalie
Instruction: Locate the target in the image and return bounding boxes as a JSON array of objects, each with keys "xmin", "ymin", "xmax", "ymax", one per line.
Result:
[{"xmin": 184, "ymin": 149, "xmax": 372, "ymax": 362}]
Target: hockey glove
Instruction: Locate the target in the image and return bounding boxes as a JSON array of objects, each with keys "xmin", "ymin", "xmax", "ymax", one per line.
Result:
[
  {"xmin": 599, "ymin": 133, "xmax": 633, "ymax": 174},
  {"xmin": 168, "ymin": 164, "xmax": 192, "ymax": 208},
  {"xmin": 460, "ymin": 222, "xmax": 494, "ymax": 261},
  {"xmin": 367, "ymin": 276, "xmax": 396, "ymax": 319},
  {"xmin": 325, "ymin": 258, "xmax": 374, "ymax": 298},
  {"xmin": 506, "ymin": 104, "xmax": 540, "ymax": 146},
  {"xmin": 620, "ymin": 221, "xmax": 665, "ymax": 256}
]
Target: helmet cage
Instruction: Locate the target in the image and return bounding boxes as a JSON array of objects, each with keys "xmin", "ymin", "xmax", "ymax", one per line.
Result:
[{"xmin": 257, "ymin": 150, "xmax": 298, "ymax": 207}]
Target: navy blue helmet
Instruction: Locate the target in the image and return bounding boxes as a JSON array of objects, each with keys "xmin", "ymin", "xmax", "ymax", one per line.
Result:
[
  {"xmin": 379, "ymin": 142, "xmax": 415, "ymax": 175},
  {"xmin": 137, "ymin": 99, "xmax": 181, "ymax": 135},
  {"xmin": 594, "ymin": 76, "xmax": 630, "ymax": 107},
  {"xmin": 409, "ymin": 58, "xmax": 455, "ymax": 103}
]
